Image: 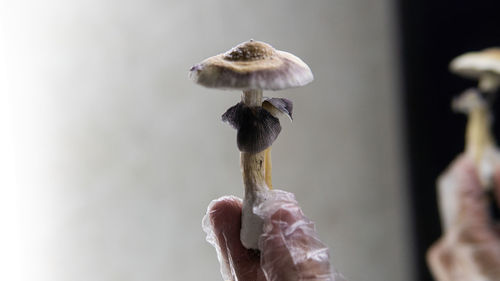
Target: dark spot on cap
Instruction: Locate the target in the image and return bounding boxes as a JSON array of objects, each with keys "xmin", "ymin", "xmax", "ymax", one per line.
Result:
[{"xmin": 223, "ymin": 41, "xmax": 275, "ymax": 62}]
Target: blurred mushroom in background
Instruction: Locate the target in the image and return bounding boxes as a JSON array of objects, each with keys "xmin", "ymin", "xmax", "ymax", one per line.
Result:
[{"xmin": 428, "ymin": 48, "xmax": 500, "ymax": 281}]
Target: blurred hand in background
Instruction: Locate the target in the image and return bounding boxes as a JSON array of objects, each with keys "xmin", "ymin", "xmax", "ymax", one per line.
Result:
[{"xmin": 428, "ymin": 155, "xmax": 500, "ymax": 281}]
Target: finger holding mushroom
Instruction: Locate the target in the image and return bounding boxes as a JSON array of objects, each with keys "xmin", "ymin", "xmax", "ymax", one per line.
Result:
[
  {"xmin": 428, "ymin": 155, "xmax": 500, "ymax": 281},
  {"xmin": 190, "ymin": 40, "xmax": 313, "ymax": 249}
]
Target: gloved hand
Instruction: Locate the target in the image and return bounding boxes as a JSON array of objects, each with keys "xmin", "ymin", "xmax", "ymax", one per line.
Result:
[
  {"xmin": 428, "ymin": 154, "xmax": 500, "ymax": 281},
  {"xmin": 203, "ymin": 189, "xmax": 345, "ymax": 281}
]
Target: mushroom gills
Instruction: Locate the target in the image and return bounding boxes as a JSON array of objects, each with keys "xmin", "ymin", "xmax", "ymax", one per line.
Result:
[{"xmin": 222, "ymin": 102, "xmax": 281, "ymax": 154}]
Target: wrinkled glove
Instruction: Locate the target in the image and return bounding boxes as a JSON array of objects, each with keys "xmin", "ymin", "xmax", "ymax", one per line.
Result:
[{"xmin": 203, "ymin": 189, "xmax": 345, "ymax": 281}]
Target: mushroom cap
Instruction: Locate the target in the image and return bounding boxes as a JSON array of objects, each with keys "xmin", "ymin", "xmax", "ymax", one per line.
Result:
[
  {"xmin": 189, "ymin": 40, "xmax": 313, "ymax": 91},
  {"xmin": 450, "ymin": 48, "xmax": 500, "ymax": 79}
]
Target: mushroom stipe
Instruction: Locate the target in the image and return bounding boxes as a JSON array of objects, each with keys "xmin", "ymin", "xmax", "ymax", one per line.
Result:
[{"xmin": 190, "ymin": 40, "xmax": 313, "ymax": 249}]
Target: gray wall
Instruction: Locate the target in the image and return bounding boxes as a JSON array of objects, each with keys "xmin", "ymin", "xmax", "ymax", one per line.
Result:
[{"xmin": 3, "ymin": 0, "xmax": 413, "ymax": 280}]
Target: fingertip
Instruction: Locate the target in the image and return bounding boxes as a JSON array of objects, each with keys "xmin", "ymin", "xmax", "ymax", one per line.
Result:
[
  {"xmin": 203, "ymin": 196, "xmax": 243, "ymax": 252},
  {"xmin": 207, "ymin": 196, "xmax": 263, "ymax": 279},
  {"xmin": 438, "ymin": 154, "xmax": 475, "ymax": 194},
  {"xmin": 208, "ymin": 196, "xmax": 243, "ymax": 230},
  {"xmin": 440, "ymin": 153, "xmax": 481, "ymax": 195},
  {"xmin": 202, "ymin": 197, "xmax": 243, "ymax": 281}
]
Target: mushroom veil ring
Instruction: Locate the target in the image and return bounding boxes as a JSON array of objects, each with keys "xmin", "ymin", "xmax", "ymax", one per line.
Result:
[{"xmin": 189, "ymin": 40, "xmax": 313, "ymax": 249}]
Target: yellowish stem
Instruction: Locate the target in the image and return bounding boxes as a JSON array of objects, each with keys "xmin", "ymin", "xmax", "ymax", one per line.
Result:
[
  {"xmin": 241, "ymin": 151, "xmax": 267, "ymax": 197},
  {"xmin": 264, "ymin": 147, "xmax": 273, "ymax": 189},
  {"xmin": 466, "ymin": 107, "xmax": 494, "ymax": 168}
]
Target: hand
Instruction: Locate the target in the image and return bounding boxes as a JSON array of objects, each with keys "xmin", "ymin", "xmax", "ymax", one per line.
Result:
[
  {"xmin": 427, "ymin": 154, "xmax": 500, "ymax": 281},
  {"xmin": 202, "ymin": 189, "xmax": 344, "ymax": 281}
]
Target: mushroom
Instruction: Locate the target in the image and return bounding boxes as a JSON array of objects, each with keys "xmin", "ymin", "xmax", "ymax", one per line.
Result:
[
  {"xmin": 189, "ymin": 40, "xmax": 313, "ymax": 249},
  {"xmin": 452, "ymin": 88, "xmax": 496, "ymax": 188},
  {"xmin": 450, "ymin": 48, "xmax": 500, "ymax": 93},
  {"xmin": 450, "ymin": 49, "xmax": 500, "ymax": 191}
]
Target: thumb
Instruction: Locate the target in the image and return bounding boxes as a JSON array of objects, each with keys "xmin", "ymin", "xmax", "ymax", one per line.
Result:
[
  {"xmin": 437, "ymin": 154, "xmax": 490, "ymax": 231},
  {"xmin": 202, "ymin": 196, "xmax": 263, "ymax": 281}
]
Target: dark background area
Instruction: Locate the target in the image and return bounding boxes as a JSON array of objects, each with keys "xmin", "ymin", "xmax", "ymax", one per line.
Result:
[{"xmin": 398, "ymin": 0, "xmax": 500, "ymax": 280}]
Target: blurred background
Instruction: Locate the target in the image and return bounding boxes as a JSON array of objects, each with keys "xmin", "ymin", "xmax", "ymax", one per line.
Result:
[
  {"xmin": 400, "ymin": 0, "xmax": 500, "ymax": 280},
  {"xmin": 1, "ymin": 0, "xmax": 500, "ymax": 281}
]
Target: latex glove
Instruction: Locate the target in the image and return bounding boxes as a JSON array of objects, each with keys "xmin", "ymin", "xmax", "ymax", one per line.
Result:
[
  {"xmin": 203, "ymin": 189, "xmax": 345, "ymax": 281},
  {"xmin": 427, "ymin": 154, "xmax": 500, "ymax": 281}
]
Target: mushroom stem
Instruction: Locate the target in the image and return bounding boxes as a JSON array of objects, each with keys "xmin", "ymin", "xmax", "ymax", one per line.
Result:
[
  {"xmin": 454, "ymin": 89, "xmax": 496, "ymax": 188},
  {"xmin": 465, "ymin": 106, "xmax": 494, "ymax": 169},
  {"xmin": 241, "ymin": 151, "xmax": 268, "ymax": 196},
  {"xmin": 240, "ymin": 149, "xmax": 269, "ymax": 249},
  {"xmin": 240, "ymin": 89, "xmax": 267, "ymax": 193},
  {"xmin": 466, "ymin": 105, "xmax": 496, "ymax": 189},
  {"xmin": 241, "ymin": 89, "xmax": 263, "ymax": 107},
  {"xmin": 264, "ymin": 147, "xmax": 273, "ymax": 189},
  {"xmin": 239, "ymin": 89, "xmax": 275, "ymax": 249}
]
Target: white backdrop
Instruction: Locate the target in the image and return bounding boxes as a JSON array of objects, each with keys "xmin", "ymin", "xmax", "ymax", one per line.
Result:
[{"xmin": 2, "ymin": 0, "xmax": 413, "ymax": 280}]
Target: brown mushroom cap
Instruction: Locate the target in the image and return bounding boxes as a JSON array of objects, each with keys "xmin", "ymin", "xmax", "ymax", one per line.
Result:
[
  {"xmin": 189, "ymin": 40, "xmax": 313, "ymax": 91},
  {"xmin": 450, "ymin": 48, "xmax": 500, "ymax": 79}
]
